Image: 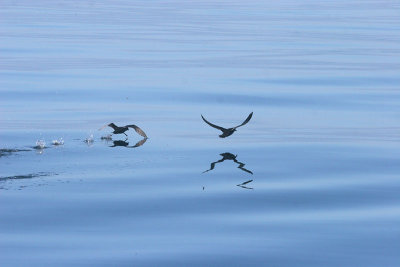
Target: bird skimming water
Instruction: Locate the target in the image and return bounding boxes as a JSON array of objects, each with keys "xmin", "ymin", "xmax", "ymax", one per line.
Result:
[
  {"xmin": 99, "ymin": 123, "xmax": 147, "ymax": 138},
  {"xmin": 201, "ymin": 112, "xmax": 253, "ymax": 138}
]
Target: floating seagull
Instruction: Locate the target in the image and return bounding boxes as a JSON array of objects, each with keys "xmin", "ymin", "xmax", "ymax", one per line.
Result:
[
  {"xmin": 201, "ymin": 112, "xmax": 253, "ymax": 138},
  {"xmin": 203, "ymin": 152, "xmax": 253, "ymax": 175},
  {"xmin": 99, "ymin": 123, "xmax": 147, "ymax": 138}
]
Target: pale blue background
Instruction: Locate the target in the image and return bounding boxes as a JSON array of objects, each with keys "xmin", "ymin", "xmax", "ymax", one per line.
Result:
[{"xmin": 1, "ymin": 1, "xmax": 400, "ymax": 266}]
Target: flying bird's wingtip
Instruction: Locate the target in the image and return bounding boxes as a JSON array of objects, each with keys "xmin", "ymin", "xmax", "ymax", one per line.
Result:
[{"xmin": 98, "ymin": 124, "xmax": 107, "ymax": 131}]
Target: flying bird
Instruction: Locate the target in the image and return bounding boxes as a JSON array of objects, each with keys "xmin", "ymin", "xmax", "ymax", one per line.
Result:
[
  {"xmin": 99, "ymin": 123, "xmax": 147, "ymax": 138},
  {"xmin": 201, "ymin": 112, "xmax": 253, "ymax": 138}
]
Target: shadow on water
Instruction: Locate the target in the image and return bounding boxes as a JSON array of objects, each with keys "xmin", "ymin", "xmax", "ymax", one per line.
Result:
[
  {"xmin": 203, "ymin": 152, "xmax": 253, "ymax": 175},
  {"xmin": 109, "ymin": 138, "xmax": 148, "ymax": 148}
]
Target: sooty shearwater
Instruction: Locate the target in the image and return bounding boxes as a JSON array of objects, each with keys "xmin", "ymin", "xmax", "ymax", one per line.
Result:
[
  {"xmin": 99, "ymin": 123, "xmax": 147, "ymax": 138},
  {"xmin": 201, "ymin": 112, "xmax": 253, "ymax": 138}
]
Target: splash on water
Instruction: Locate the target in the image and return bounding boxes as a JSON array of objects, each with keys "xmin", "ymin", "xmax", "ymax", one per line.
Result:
[
  {"xmin": 34, "ymin": 139, "xmax": 46, "ymax": 149},
  {"xmin": 84, "ymin": 134, "xmax": 94, "ymax": 145},
  {"xmin": 52, "ymin": 138, "xmax": 64, "ymax": 146},
  {"xmin": 101, "ymin": 134, "xmax": 112, "ymax": 141}
]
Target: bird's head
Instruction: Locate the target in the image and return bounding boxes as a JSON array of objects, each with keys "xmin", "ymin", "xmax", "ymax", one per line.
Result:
[{"xmin": 108, "ymin": 123, "xmax": 116, "ymax": 127}]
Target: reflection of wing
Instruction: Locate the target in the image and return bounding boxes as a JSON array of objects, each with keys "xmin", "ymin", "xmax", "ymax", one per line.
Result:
[
  {"xmin": 234, "ymin": 112, "xmax": 253, "ymax": 129},
  {"xmin": 201, "ymin": 115, "xmax": 226, "ymax": 131},
  {"xmin": 126, "ymin": 125, "xmax": 147, "ymax": 138},
  {"xmin": 131, "ymin": 138, "xmax": 147, "ymax": 148},
  {"xmin": 203, "ymin": 162, "xmax": 217, "ymax": 173},
  {"xmin": 239, "ymin": 179, "xmax": 253, "ymax": 186},
  {"xmin": 237, "ymin": 179, "xmax": 253, "ymax": 189},
  {"xmin": 233, "ymin": 159, "xmax": 253, "ymax": 174},
  {"xmin": 237, "ymin": 164, "xmax": 253, "ymax": 175},
  {"xmin": 203, "ymin": 158, "xmax": 225, "ymax": 173}
]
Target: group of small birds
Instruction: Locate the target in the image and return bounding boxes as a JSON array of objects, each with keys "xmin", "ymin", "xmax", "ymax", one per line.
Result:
[
  {"xmin": 31, "ymin": 113, "xmax": 255, "ymax": 188},
  {"xmin": 101, "ymin": 112, "xmax": 254, "ymax": 139},
  {"xmin": 102, "ymin": 112, "xmax": 255, "ymax": 181},
  {"xmin": 99, "ymin": 112, "xmax": 254, "ymax": 189},
  {"xmin": 33, "ymin": 112, "xmax": 254, "ymax": 149}
]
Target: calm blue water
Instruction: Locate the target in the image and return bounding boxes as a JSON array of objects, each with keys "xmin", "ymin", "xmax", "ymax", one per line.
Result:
[{"xmin": 1, "ymin": 1, "xmax": 400, "ymax": 266}]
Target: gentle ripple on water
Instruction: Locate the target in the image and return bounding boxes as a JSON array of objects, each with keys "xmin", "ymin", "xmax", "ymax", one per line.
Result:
[{"xmin": 1, "ymin": 0, "xmax": 400, "ymax": 266}]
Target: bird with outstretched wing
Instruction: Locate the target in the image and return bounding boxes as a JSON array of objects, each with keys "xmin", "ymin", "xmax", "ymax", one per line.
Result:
[
  {"xmin": 201, "ymin": 112, "xmax": 253, "ymax": 138},
  {"xmin": 99, "ymin": 123, "xmax": 147, "ymax": 138}
]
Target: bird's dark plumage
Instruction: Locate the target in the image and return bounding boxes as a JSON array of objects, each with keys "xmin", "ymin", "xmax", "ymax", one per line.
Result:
[
  {"xmin": 100, "ymin": 123, "xmax": 148, "ymax": 138},
  {"xmin": 201, "ymin": 112, "xmax": 253, "ymax": 138},
  {"xmin": 109, "ymin": 138, "xmax": 147, "ymax": 148},
  {"xmin": 126, "ymin": 125, "xmax": 147, "ymax": 138}
]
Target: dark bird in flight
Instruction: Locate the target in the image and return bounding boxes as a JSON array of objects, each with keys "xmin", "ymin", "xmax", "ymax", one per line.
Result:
[
  {"xmin": 201, "ymin": 112, "xmax": 253, "ymax": 138},
  {"xmin": 203, "ymin": 152, "xmax": 253, "ymax": 175},
  {"xmin": 99, "ymin": 123, "xmax": 147, "ymax": 138}
]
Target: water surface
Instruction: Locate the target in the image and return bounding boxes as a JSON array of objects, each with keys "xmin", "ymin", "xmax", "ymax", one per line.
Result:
[{"xmin": 1, "ymin": 1, "xmax": 400, "ymax": 266}]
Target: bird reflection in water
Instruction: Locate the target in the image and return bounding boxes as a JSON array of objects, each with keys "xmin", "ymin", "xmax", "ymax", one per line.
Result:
[
  {"xmin": 203, "ymin": 152, "xmax": 253, "ymax": 175},
  {"xmin": 109, "ymin": 138, "xmax": 147, "ymax": 148},
  {"xmin": 236, "ymin": 179, "xmax": 253, "ymax": 190}
]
